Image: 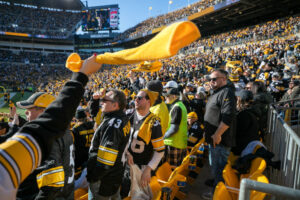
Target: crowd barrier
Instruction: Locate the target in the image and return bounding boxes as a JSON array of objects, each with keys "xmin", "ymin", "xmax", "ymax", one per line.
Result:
[{"xmin": 239, "ymin": 98, "xmax": 300, "ymax": 199}]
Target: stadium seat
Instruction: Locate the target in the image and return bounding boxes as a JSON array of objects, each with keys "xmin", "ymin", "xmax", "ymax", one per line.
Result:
[
  {"xmin": 189, "ymin": 138, "xmax": 205, "ymax": 155},
  {"xmin": 223, "ymin": 163, "xmax": 240, "ymax": 200},
  {"xmin": 156, "ymin": 162, "xmax": 173, "ymax": 184},
  {"xmin": 228, "ymin": 152, "xmax": 239, "ymax": 165},
  {"xmin": 240, "ymin": 158, "xmax": 267, "ymax": 179},
  {"xmin": 150, "ymin": 176, "xmax": 162, "ymax": 200},
  {"xmin": 161, "ymin": 174, "xmax": 187, "ymax": 200},
  {"xmin": 213, "ymin": 181, "xmax": 233, "ymax": 200},
  {"xmin": 249, "ymin": 173, "xmax": 269, "ymax": 200},
  {"xmin": 74, "ymin": 188, "xmax": 88, "ymax": 200}
]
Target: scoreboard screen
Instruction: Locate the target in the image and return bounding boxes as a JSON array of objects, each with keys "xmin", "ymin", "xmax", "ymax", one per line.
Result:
[{"xmin": 81, "ymin": 5, "xmax": 119, "ymax": 31}]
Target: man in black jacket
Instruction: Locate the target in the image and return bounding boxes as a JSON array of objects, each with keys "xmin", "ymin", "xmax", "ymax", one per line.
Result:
[
  {"xmin": 203, "ymin": 69, "xmax": 236, "ymax": 198},
  {"xmin": 87, "ymin": 89, "xmax": 130, "ymax": 200},
  {"xmin": 15, "ymin": 92, "xmax": 75, "ymax": 200},
  {"xmin": 0, "ymin": 55, "xmax": 101, "ymax": 199}
]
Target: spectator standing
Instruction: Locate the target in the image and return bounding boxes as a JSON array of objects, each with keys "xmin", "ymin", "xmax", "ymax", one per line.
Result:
[
  {"xmin": 202, "ymin": 69, "xmax": 236, "ymax": 199},
  {"xmin": 121, "ymin": 89, "xmax": 165, "ymax": 197},
  {"xmin": 164, "ymin": 87, "xmax": 188, "ymax": 169},
  {"xmin": 87, "ymin": 89, "xmax": 130, "ymax": 200}
]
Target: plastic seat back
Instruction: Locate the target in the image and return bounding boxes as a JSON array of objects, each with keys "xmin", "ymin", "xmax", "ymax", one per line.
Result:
[
  {"xmin": 150, "ymin": 176, "xmax": 162, "ymax": 200},
  {"xmin": 223, "ymin": 163, "xmax": 239, "ymax": 200},
  {"xmin": 189, "ymin": 138, "xmax": 205, "ymax": 155},
  {"xmin": 213, "ymin": 181, "xmax": 232, "ymax": 200},
  {"xmin": 249, "ymin": 173, "xmax": 269, "ymax": 200},
  {"xmin": 74, "ymin": 188, "xmax": 88, "ymax": 200},
  {"xmin": 156, "ymin": 162, "xmax": 172, "ymax": 183},
  {"xmin": 163, "ymin": 174, "xmax": 186, "ymax": 200},
  {"xmin": 240, "ymin": 158, "xmax": 266, "ymax": 179}
]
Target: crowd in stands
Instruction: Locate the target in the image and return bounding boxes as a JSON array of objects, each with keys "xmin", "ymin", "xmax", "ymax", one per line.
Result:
[
  {"xmin": 0, "ymin": 50, "xmax": 68, "ymax": 64},
  {"xmin": 0, "ymin": 11, "xmax": 299, "ymax": 199},
  {"xmin": 0, "ymin": 2, "xmax": 81, "ymax": 37},
  {"xmin": 115, "ymin": 0, "xmax": 222, "ymax": 41}
]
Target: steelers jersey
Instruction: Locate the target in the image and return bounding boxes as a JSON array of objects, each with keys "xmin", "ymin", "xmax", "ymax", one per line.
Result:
[
  {"xmin": 17, "ymin": 131, "xmax": 75, "ymax": 199},
  {"xmin": 0, "ymin": 133, "xmax": 42, "ymax": 199},
  {"xmin": 128, "ymin": 112, "xmax": 165, "ymax": 167},
  {"xmin": 187, "ymin": 121, "xmax": 204, "ymax": 148},
  {"xmin": 72, "ymin": 121, "xmax": 95, "ymax": 171}
]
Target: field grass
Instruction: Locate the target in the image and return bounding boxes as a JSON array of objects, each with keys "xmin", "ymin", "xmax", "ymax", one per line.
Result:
[{"xmin": 0, "ymin": 92, "xmax": 33, "ymax": 119}]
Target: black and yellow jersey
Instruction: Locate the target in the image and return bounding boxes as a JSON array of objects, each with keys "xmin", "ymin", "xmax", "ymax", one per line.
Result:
[
  {"xmin": 17, "ymin": 131, "xmax": 75, "ymax": 199},
  {"xmin": 87, "ymin": 110, "xmax": 130, "ymax": 183},
  {"xmin": 128, "ymin": 112, "xmax": 165, "ymax": 166},
  {"xmin": 187, "ymin": 121, "xmax": 204, "ymax": 148},
  {"xmin": 72, "ymin": 121, "xmax": 94, "ymax": 175}
]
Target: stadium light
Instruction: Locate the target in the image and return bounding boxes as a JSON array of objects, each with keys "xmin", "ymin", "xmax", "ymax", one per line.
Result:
[
  {"xmin": 168, "ymin": 0, "xmax": 173, "ymax": 13},
  {"xmin": 148, "ymin": 6, "xmax": 152, "ymax": 17}
]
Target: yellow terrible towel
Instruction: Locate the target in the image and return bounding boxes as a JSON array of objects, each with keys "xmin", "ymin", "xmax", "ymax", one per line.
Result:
[{"xmin": 66, "ymin": 21, "xmax": 200, "ymax": 71}]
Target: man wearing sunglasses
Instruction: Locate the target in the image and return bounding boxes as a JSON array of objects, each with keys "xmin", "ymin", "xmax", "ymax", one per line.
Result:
[
  {"xmin": 202, "ymin": 69, "xmax": 236, "ymax": 199},
  {"xmin": 87, "ymin": 89, "xmax": 130, "ymax": 200},
  {"xmin": 121, "ymin": 89, "xmax": 165, "ymax": 198}
]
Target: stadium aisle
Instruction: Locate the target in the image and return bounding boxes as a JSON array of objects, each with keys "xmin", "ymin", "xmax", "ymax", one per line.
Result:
[{"xmin": 186, "ymin": 160, "xmax": 213, "ymax": 200}]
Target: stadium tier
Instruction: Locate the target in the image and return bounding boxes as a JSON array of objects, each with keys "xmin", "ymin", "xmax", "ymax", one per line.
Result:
[{"xmin": 0, "ymin": 0, "xmax": 300, "ymax": 199}]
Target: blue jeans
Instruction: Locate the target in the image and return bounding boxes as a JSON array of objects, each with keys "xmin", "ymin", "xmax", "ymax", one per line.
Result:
[{"xmin": 208, "ymin": 144, "xmax": 230, "ymax": 189}]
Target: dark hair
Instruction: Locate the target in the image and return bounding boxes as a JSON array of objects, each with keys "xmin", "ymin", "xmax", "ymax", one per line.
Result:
[
  {"xmin": 110, "ymin": 89, "xmax": 127, "ymax": 111},
  {"xmin": 211, "ymin": 68, "xmax": 228, "ymax": 78},
  {"xmin": 251, "ymin": 81, "xmax": 266, "ymax": 95}
]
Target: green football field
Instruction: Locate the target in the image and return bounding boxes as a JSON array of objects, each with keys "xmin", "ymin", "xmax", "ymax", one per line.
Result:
[{"xmin": 0, "ymin": 92, "xmax": 33, "ymax": 119}]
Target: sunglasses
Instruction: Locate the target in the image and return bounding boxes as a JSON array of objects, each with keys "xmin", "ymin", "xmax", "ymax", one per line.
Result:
[
  {"xmin": 135, "ymin": 96, "xmax": 147, "ymax": 101},
  {"xmin": 100, "ymin": 98, "xmax": 115, "ymax": 103},
  {"xmin": 209, "ymin": 77, "xmax": 223, "ymax": 81}
]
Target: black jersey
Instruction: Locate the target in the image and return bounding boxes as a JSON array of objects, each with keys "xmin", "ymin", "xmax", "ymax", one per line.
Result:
[
  {"xmin": 72, "ymin": 121, "xmax": 95, "ymax": 173},
  {"xmin": 17, "ymin": 131, "xmax": 75, "ymax": 200},
  {"xmin": 128, "ymin": 112, "xmax": 165, "ymax": 166},
  {"xmin": 187, "ymin": 121, "xmax": 204, "ymax": 148}
]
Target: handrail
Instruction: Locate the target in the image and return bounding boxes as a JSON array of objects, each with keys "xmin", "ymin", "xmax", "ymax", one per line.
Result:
[{"xmin": 239, "ymin": 179, "xmax": 300, "ymax": 200}]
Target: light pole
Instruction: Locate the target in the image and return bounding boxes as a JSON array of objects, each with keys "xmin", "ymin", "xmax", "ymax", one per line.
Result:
[
  {"xmin": 168, "ymin": 0, "xmax": 173, "ymax": 13},
  {"xmin": 148, "ymin": 6, "xmax": 152, "ymax": 17}
]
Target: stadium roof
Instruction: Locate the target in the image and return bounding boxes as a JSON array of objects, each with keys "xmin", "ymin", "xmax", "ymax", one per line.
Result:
[{"xmin": 6, "ymin": 0, "xmax": 84, "ymax": 10}]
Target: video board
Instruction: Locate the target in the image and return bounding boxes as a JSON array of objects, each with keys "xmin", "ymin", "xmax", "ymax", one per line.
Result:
[{"xmin": 81, "ymin": 5, "xmax": 119, "ymax": 31}]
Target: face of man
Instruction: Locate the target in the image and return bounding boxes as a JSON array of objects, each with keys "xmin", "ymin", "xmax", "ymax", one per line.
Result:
[
  {"xmin": 209, "ymin": 71, "xmax": 226, "ymax": 90},
  {"xmin": 100, "ymin": 91, "xmax": 118, "ymax": 113},
  {"xmin": 187, "ymin": 118, "xmax": 196, "ymax": 126},
  {"xmin": 289, "ymin": 81, "xmax": 295, "ymax": 89},
  {"xmin": 135, "ymin": 91, "xmax": 150, "ymax": 112},
  {"xmin": 25, "ymin": 107, "xmax": 44, "ymax": 122}
]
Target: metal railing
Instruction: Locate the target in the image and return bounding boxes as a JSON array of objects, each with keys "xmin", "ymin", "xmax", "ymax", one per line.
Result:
[
  {"xmin": 239, "ymin": 98, "xmax": 300, "ymax": 199},
  {"xmin": 267, "ymin": 99, "xmax": 300, "ymax": 189},
  {"xmin": 239, "ymin": 179, "xmax": 300, "ymax": 200}
]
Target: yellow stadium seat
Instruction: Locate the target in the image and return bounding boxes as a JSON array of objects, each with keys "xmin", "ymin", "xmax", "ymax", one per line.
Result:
[
  {"xmin": 162, "ymin": 174, "xmax": 187, "ymax": 200},
  {"xmin": 228, "ymin": 152, "xmax": 239, "ymax": 165},
  {"xmin": 223, "ymin": 163, "xmax": 239, "ymax": 200},
  {"xmin": 213, "ymin": 181, "xmax": 233, "ymax": 200},
  {"xmin": 156, "ymin": 162, "xmax": 173, "ymax": 184},
  {"xmin": 240, "ymin": 158, "xmax": 267, "ymax": 180},
  {"xmin": 150, "ymin": 176, "xmax": 162, "ymax": 200},
  {"xmin": 189, "ymin": 138, "xmax": 205, "ymax": 155},
  {"xmin": 78, "ymin": 193, "xmax": 88, "ymax": 200},
  {"xmin": 74, "ymin": 188, "xmax": 88, "ymax": 200},
  {"xmin": 249, "ymin": 173, "xmax": 269, "ymax": 200}
]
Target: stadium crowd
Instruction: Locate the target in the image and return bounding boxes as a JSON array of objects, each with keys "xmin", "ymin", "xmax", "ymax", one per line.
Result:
[
  {"xmin": 0, "ymin": 10, "xmax": 299, "ymax": 200},
  {"xmin": 115, "ymin": 0, "xmax": 222, "ymax": 41},
  {"xmin": 0, "ymin": 2, "xmax": 81, "ymax": 37}
]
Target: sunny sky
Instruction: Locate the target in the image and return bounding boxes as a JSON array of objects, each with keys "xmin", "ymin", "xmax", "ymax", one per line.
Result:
[{"xmin": 86, "ymin": 0, "xmax": 201, "ymax": 32}]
